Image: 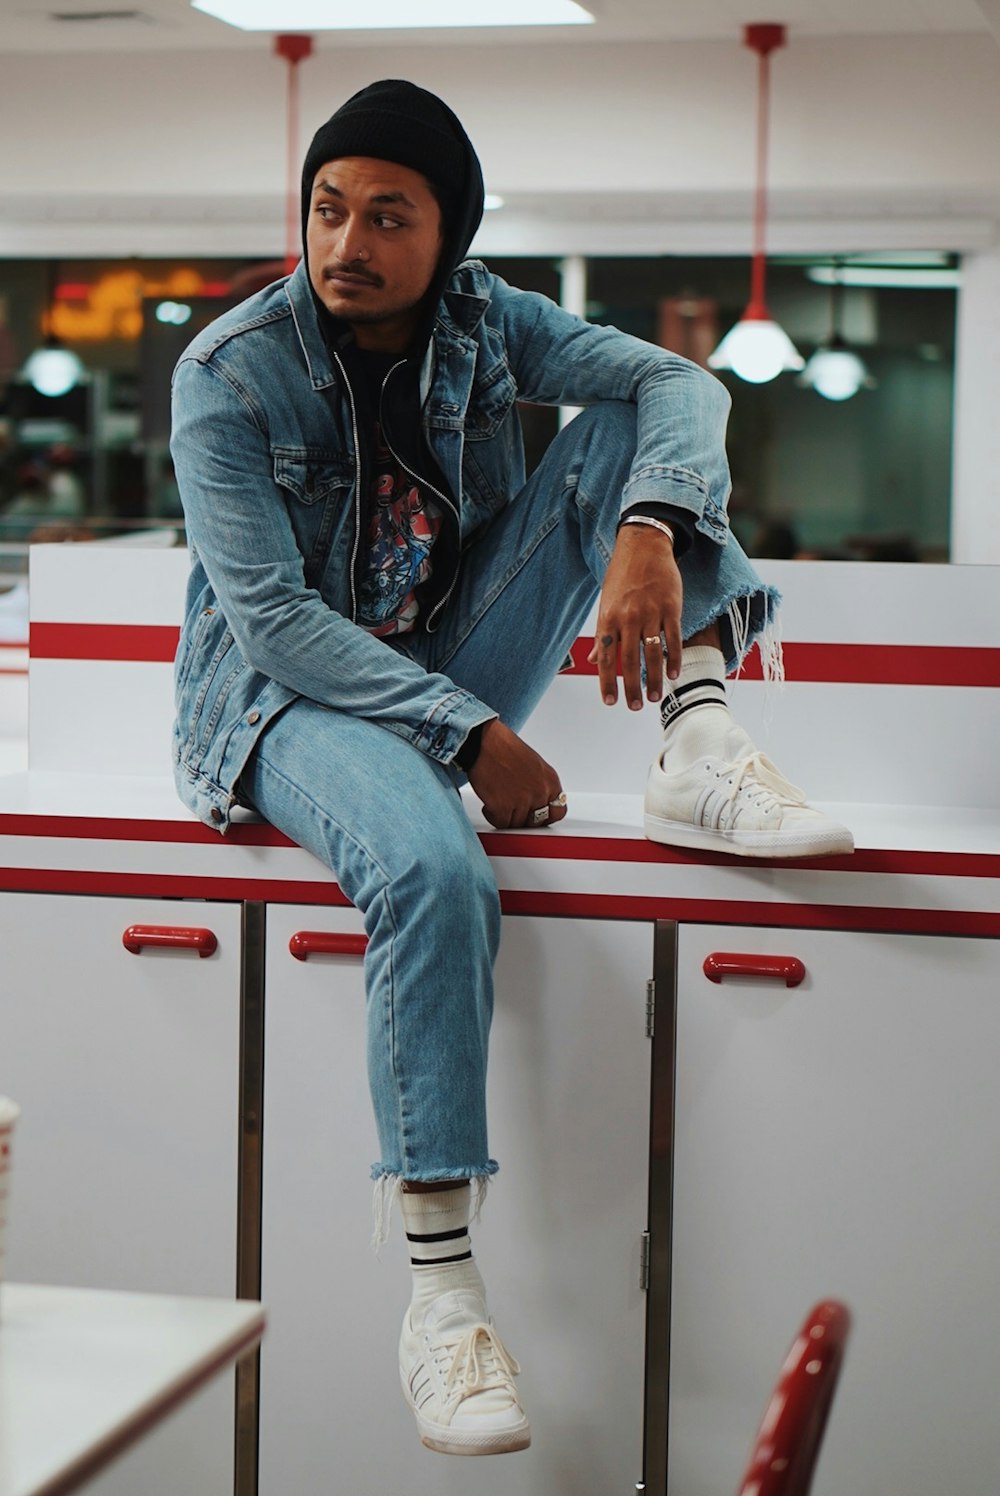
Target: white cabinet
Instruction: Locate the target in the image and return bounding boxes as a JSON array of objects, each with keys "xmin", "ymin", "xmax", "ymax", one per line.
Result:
[
  {"xmin": 667, "ymin": 924, "xmax": 1000, "ymax": 1496},
  {"xmin": 0, "ymin": 891, "xmax": 244, "ymax": 1496},
  {"xmin": 259, "ymin": 906, "xmax": 655, "ymax": 1496}
]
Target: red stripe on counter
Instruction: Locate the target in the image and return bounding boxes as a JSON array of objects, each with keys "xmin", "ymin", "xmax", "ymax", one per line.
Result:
[
  {"xmin": 497, "ymin": 892, "xmax": 1000, "ymax": 938},
  {"xmin": 1, "ymin": 814, "xmax": 999, "ymax": 880},
  {"xmin": 0, "ymin": 864, "xmax": 997, "ymax": 936},
  {"xmin": 0, "ymin": 866, "xmax": 352, "ymax": 905},
  {"xmin": 0, "ymin": 815, "xmax": 295, "ymax": 846},
  {"xmin": 21, "ymin": 623, "xmax": 1000, "ymax": 687},
  {"xmin": 30, "ymin": 622, "xmax": 180, "ymax": 662},
  {"xmin": 570, "ymin": 638, "xmax": 1000, "ymax": 687}
]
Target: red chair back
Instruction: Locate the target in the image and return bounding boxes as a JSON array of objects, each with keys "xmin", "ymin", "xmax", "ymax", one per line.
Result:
[{"xmin": 737, "ymin": 1299, "xmax": 851, "ymax": 1496}]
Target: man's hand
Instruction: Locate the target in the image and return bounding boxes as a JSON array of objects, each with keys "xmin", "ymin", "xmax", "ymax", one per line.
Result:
[
  {"xmin": 467, "ymin": 719, "xmax": 567, "ymax": 831},
  {"xmin": 588, "ymin": 522, "xmax": 683, "ymax": 709}
]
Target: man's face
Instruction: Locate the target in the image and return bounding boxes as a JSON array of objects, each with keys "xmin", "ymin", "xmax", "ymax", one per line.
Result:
[{"xmin": 306, "ymin": 156, "xmax": 444, "ymax": 354}]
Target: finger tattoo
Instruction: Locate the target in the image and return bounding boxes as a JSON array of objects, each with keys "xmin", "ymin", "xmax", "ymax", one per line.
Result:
[{"xmin": 600, "ymin": 634, "xmax": 614, "ymax": 648}]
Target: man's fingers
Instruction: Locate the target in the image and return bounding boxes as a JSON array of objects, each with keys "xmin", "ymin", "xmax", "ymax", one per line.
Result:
[
  {"xmin": 594, "ymin": 629, "xmax": 618, "ymax": 705},
  {"xmin": 522, "ymin": 788, "xmax": 568, "ymax": 829},
  {"xmin": 643, "ymin": 630, "xmax": 664, "ymax": 702},
  {"xmin": 620, "ymin": 629, "xmax": 644, "ymax": 711},
  {"xmin": 662, "ymin": 615, "xmax": 683, "ymax": 682}
]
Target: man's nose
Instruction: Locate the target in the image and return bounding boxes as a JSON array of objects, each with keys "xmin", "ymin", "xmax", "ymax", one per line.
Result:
[{"xmin": 336, "ymin": 218, "xmax": 370, "ymax": 264}]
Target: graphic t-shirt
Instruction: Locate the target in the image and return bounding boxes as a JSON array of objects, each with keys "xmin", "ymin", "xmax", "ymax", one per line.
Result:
[{"xmin": 356, "ymin": 422, "xmax": 443, "ymax": 636}]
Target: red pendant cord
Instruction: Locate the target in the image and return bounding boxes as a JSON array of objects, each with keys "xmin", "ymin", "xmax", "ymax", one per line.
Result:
[
  {"xmin": 744, "ymin": 23, "xmax": 786, "ymax": 320},
  {"xmin": 275, "ymin": 34, "xmax": 313, "ymax": 277}
]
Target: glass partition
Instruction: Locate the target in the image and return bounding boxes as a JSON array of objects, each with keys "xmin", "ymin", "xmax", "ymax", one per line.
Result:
[{"xmin": 0, "ymin": 252, "xmax": 957, "ymax": 585}]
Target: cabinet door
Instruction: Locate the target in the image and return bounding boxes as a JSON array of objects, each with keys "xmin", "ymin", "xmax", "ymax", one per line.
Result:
[
  {"xmin": 259, "ymin": 907, "xmax": 654, "ymax": 1496},
  {"xmin": 0, "ymin": 891, "xmax": 243, "ymax": 1496},
  {"xmin": 668, "ymin": 924, "xmax": 1000, "ymax": 1496}
]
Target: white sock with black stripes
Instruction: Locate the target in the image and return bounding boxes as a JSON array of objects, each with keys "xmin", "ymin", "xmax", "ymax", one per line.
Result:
[
  {"xmin": 400, "ymin": 1183, "xmax": 487, "ymax": 1324},
  {"xmin": 660, "ymin": 645, "xmax": 750, "ymax": 763}
]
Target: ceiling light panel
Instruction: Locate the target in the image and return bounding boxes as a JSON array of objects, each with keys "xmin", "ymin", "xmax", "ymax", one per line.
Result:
[{"xmin": 192, "ymin": 0, "xmax": 593, "ymax": 30}]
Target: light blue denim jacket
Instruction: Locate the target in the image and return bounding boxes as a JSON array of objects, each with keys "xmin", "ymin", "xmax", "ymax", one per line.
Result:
[{"xmin": 170, "ymin": 257, "xmax": 733, "ymax": 831}]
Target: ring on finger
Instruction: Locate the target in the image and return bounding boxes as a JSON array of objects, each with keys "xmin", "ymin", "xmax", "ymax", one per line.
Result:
[
  {"xmin": 532, "ymin": 804, "xmax": 551, "ymax": 824},
  {"xmin": 643, "ymin": 634, "xmax": 663, "ymax": 647}
]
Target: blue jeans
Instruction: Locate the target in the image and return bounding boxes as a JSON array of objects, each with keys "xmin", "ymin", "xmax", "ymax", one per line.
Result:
[{"xmin": 239, "ymin": 402, "xmax": 774, "ymax": 1181}]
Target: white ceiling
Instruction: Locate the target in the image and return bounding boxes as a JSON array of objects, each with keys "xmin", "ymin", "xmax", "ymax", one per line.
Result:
[{"xmin": 4, "ymin": 0, "xmax": 997, "ymax": 53}]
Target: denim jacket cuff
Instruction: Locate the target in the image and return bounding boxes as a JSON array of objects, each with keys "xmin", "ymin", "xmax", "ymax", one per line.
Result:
[
  {"xmin": 413, "ymin": 691, "xmax": 498, "ymax": 765},
  {"xmin": 620, "ymin": 465, "xmax": 710, "ymax": 523}
]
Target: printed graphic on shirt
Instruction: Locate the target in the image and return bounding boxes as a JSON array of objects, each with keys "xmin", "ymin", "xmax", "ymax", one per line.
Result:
[{"xmin": 357, "ymin": 426, "xmax": 442, "ymax": 636}]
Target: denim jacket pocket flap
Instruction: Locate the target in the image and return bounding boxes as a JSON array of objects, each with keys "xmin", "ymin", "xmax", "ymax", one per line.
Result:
[
  {"xmin": 274, "ymin": 452, "xmax": 353, "ymax": 505},
  {"xmin": 465, "ymin": 360, "xmax": 518, "ymax": 442}
]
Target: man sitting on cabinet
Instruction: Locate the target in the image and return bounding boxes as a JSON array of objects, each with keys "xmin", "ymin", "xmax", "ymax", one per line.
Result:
[{"xmin": 170, "ymin": 78, "xmax": 853, "ymax": 1456}]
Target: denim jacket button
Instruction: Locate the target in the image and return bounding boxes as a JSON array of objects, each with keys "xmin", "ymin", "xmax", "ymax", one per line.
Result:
[
  {"xmin": 247, "ymin": 710, "xmax": 261, "ymax": 724},
  {"xmin": 211, "ymin": 807, "xmax": 224, "ymax": 822}
]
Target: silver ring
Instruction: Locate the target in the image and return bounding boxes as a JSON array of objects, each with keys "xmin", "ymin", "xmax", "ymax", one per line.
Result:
[
  {"xmin": 532, "ymin": 804, "xmax": 551, "ymax": 825},
  {"xmin": 643, "ymin": 635, "xmax": 662, "ymax": 647},
  {"xmin": 549, "ymin": 791, "xmax": 567, "ymax": 809}
]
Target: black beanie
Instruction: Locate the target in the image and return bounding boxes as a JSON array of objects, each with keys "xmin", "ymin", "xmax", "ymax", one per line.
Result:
[{"xmin": 300, "ymin": 79, "xmax": 483, "ymax": 271}]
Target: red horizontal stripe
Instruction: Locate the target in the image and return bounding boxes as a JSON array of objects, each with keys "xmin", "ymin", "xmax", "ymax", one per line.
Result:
[
  {"xmin": 0, "ymin": 668, "xmax": 28, "ymax": 677},
  {"xmin": 1, "ymin": 814, "xmax": 999, "ymax": 880},
  {"xmin": 0, "ymin": 814, "xmax": 295, "ymax": 847},
  {"xmin": 0, "ymin": 866, "xmax": 351, "ymax": 905},
  {"xmin": 0, "ymin": 641, "xmax": 27, "ymax": 650},
  {"xmin": 497, "ymin": 891, "xmax": 1000, "ymax": 938},
  {"xmin": 0, "ymin": 864, "xmax": 995, "ymax": 937},
  {"xmin": 571, "ymin": 637, "xmax": 1000, "ymax": 688},
  {"xmin": 30, "ymin": 622, "xmax": 180, "ymax": 663},
  {"xmin": 21, "ymin": 622, "xmax": 1000, "ymax": 687}
]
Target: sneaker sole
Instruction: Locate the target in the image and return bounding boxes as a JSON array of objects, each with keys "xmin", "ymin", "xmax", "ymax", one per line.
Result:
[
  {"xmin": 643, "ymin": 811, "xmax": 855, "ymax": 859},
  {"xmin": 400, "ymin": 1368, "xmax": 531, "ymax": 1456},
  {"xmin": 417, "ymin": 1419, "xmax": 531, "ymax": 1456}
]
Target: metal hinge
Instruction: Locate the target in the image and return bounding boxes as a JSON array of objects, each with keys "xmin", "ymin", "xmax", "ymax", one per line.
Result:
[
  {"xmin": 645, "ymin": 978, "xmax": 655, "ymax": 1038},
  {"xmin": 639, "ymin": 1230, "xmax": 651, "ymax": 1292}
]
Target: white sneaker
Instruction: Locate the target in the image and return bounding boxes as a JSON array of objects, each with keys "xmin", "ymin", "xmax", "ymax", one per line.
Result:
[
  {"xmin": 399, "ymin": 1288, "xmax": 531, "ymax": 1456},
  {"xmin": 644, "ymin": 733, "xmax": 854, "ymax": 859}
]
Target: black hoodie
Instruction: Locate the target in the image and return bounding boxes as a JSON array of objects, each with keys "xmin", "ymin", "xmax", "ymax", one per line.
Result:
[{"xmin": 298, "ymin": 80, "xmax": 486, "ymax": 636}]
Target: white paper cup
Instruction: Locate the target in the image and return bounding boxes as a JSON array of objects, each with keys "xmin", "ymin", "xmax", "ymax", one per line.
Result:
[{"xmin": 0, "ymin": 1096, "xmax": 20, "ymax": 1315}]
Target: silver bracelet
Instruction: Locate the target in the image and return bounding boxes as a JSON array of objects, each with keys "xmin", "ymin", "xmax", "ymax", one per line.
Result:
[{"xmin": 621, "ymin": 514, "xmax": 676, "ymax": 547}]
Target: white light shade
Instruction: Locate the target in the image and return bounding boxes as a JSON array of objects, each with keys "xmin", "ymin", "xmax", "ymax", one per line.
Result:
[
  {"xmin": 193, "ymin": 0, "xmax": 592, "ymax": 28},
  {"xmin": 22, "ymin": 346, "xmax": 85, "ymax": 398},
  {"xmin": 708, "ymin": 318, "xmax": 805, "ymax": 384},
  {"xmin": 801, "ymin": 346, "xmax": 869, "ymax": 402},
  {"xmin": 155, "ymin": 300, "xmax": 193, "ymax": 326}
]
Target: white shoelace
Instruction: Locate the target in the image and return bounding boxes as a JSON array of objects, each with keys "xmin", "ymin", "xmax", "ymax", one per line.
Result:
[
  {"xmin": 717, "ymin": 752, "xmax": 807, "ymax": 823},
  {"xmin": 436, "ymin": 1322, "xmax": 521, "ymax": 1403}
]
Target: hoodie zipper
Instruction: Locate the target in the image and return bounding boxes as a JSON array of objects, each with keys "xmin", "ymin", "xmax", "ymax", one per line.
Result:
[
  {"xmin": 377, "ymin": 359, "xmax": 462, "ymax": 633},
  {"xmin": 331, "ymin": 347, "xmax": 365, "ymax": 623}
]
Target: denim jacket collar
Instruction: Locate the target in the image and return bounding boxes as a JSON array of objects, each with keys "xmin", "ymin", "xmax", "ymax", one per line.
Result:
[
  {"xmin": 286, "ymin": 259, "xmax": 339, "ymax": 391},
  {"xmin": 285, "ymin": 256, "xmax": 491, "ymax": 393}
]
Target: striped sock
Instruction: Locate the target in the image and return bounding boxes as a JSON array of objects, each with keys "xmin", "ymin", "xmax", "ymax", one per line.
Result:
[
  {"xmin": 660, "ymin": 645, "xmax": 742, "ymax": 761},
  {"xmin": 400, "ymin": 1184, "xmax": 486, "ymax": 1321}
]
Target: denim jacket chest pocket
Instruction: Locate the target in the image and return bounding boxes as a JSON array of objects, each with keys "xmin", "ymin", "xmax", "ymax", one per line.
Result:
[
  {"xmin": 273, "ymin": 449, "xmax": 355, "ymax": 579},
  {"xmin": 455, "ymin": 337, "xmax": 522, "ymax": 522},
  {"xmin": 464, "ymin": 332, "xmax": 518, "ymax": 441}
]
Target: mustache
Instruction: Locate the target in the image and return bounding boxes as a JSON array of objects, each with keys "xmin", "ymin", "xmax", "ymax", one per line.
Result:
[{"xmin": 324, "ymin": 262, "xmax": 382, "ymax": 287}]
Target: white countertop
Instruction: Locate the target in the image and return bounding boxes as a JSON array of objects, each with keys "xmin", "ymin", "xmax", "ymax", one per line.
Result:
[{"xmin": 0, "ymin": 1283, "xmax": 265, "ymax": 1496}]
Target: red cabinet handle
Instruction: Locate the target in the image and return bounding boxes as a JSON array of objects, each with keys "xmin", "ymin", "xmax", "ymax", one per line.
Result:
[
  {"xmin": 703, "ymin": 952, "xmax": 806, "ymax": 988},
  {"xmin": 122, "ymin": 925, "xmax": 218, "ymax": 958},
  {"xmin": 289, "ymin": 931, "xmax": 368, "ymax": 961}
]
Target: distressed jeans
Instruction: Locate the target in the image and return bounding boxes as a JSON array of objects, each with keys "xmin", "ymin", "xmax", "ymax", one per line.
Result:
[{"xmin": 239, "ymin": 401, "xmax": 776, "ymax": 1181}]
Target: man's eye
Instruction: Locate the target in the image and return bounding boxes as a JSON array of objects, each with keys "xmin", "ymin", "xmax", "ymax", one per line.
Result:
[{"xmin": 375, "ymin": 216, "xmax": 403, "ymax": 229}]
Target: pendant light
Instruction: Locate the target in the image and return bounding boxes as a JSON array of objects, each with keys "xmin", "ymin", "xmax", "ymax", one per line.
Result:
[
  {"xmin": 801, "ymin": 261, "xmax": 874, "ymax": 401},
  {"xmin": 275, "ymin": 33, "xmax": 313, "ymax": 276},
  {"xmin": 709, "ymin": 23, "xmax": 804, "ymax": 385},
  {"xmin": 21, "ymin": 263, "xmax": 86, "ymax": 399}
]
